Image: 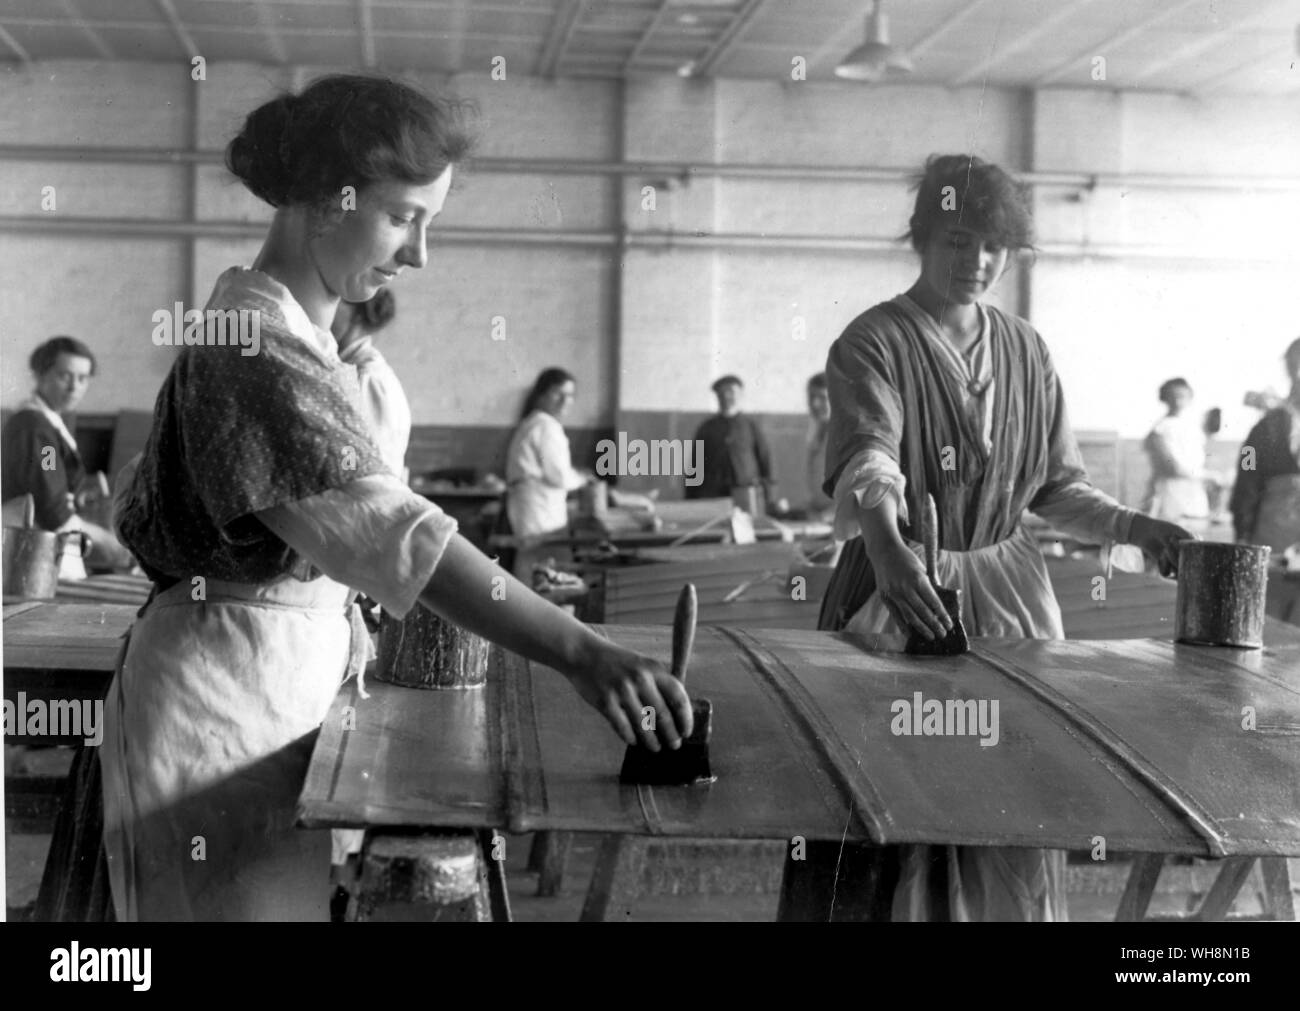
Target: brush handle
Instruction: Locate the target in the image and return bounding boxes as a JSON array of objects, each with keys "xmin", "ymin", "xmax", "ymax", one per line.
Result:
[
  {"xmin": 22, "ymin": 494, "xmax": 35, "ymax": 530},
  {"xmin": 923, "ymin": 494, "xmax": 938, "ymax": 584},
  {"xmin": 671, "ymin": 583, "xmax": 698, "ymax": 685}
]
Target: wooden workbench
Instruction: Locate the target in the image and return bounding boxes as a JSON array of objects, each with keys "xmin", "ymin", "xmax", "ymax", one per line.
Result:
[{"xmin": 300, "ymin": 624, "xmax": 1300, "ymax": 859}]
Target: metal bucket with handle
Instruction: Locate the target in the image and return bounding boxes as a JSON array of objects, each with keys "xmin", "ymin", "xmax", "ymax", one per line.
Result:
[{"xmin": 1, "ymin": 496, "xmax": 92, "ymax": 600}]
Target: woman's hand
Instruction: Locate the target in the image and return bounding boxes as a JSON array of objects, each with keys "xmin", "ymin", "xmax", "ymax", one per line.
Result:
[
  {"xmin": 870, "ymin": 540, "xmax": 953, "ymax": 641},
  {"xmin": 1129, "ymin": 513, "xmax": 1195, "ymax": 577},
  {"xmin": 562, "ymin": 637, "xmax": 694, "ymax": 752}
]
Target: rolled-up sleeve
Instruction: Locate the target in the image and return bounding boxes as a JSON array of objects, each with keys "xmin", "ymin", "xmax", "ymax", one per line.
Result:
[{"xmin": 257, "ymin": 474, "xmax": 458, "ymax": 618}]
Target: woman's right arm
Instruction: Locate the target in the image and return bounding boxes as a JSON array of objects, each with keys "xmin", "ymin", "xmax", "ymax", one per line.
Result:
[
  {"xmin": 856, "ymin": 494, "xmax": 953, "ymax": 642},
  {"xmin": 258, "ymin": 478, "xmax": 691, "ymax": 751},
  {"xmin": 418, "ymin": 535, "xmax": 690, "ymax": 749}
]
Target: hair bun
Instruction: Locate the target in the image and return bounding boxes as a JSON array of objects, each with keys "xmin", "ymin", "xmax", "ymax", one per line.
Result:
[{"xmin": 225, "ymin": 94, "xmax": 297, "ymax": 207}]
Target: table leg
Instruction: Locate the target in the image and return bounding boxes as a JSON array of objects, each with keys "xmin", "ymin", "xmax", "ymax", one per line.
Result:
[
  {"xmin": 579, "ymin": 834, "xmax": 647, "ymax": 922},
  {"xmin": 1258, "ymin": 857, "xmax": 1296, "ymax": 921},
  {"xmin": 534, "ymin": 831, "xmax": 573, "ymax": 897},
  {"xmin": 477, "ymin": 829, "xmax": 513, "ymax": 923},
  {"xmin": 776, "ymin": 840, "xmax": 897, "ymax": 922},
  {"xmin": 1192, "ymin": 857, "xmax": 1257, "ymax": 922},
  {"xmin": 1114, "ymin": 853, "xmax": 1165, "ymax": 922}
]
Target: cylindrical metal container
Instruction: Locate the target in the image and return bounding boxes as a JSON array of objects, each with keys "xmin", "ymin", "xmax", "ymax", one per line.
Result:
[
  {"xmin": 578, "ymin": 480, "xmax": 608, "ymax": 520},
  {"xmin": 2, "ymin": 527, "xmax": 91, "ymax": 600},
  {"xmin": 376, "ymin": 608, "xmax": 489, "ymax": 689},
  {"xmin": 1175, "ymin": 541, "xmax": 1270, "ymax": 648}
]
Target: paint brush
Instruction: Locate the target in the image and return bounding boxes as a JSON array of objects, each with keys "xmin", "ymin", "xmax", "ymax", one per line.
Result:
[
  {"xmin": 905, "ymin": 494, "xmax": 970, "ymax": 656},
  {"xmin": 619, "ymin": 583, "xmax": 715, "ymax": 786}
]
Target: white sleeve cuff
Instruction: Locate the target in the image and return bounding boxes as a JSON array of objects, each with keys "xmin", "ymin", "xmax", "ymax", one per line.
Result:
[
  {"xmin": 830, "ymin": 449, "xmax": 909, "ymax": 541},
  {"xmin": 257, "ymin": 474, "xmax": 459, "ymax": 619}
]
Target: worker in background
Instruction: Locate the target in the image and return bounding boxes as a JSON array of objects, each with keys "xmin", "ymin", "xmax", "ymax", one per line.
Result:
[
  {"xmin": 1, "ymin": 335, "xmax": 135, "ymax": 574},
  {"xmin": 687, "ymin": 375, "xmax": 775, "ymax": 508},
  {"xmin": 1141, "ymin": 377, "xmax": 1210, "ymax": 523},
  {"xmin": 805, "ymin": 372, "xmax": 834, "ymax": 521},
  {"xmin": 1231, "ymin": 337, "xmax": 1300, "ymax": 624},
  {"xmin": 504, "ymin": 367, "xmax": 591, "ymax": 543}
]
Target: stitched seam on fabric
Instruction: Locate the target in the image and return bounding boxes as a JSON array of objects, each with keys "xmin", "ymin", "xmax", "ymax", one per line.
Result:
[
  {"xmin": 716, "ymin": 626, "xmax": 890, "ymax": 844},
  {"xmin": 966, "ymin": 644, "xmax": 1229, "ymax": 858}
]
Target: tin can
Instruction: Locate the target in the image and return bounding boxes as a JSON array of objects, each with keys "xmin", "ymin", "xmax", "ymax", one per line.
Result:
[
  {"xmin": 376, "ymin": 608, "xmax": 489, "ymax": 689},
  {"xmin": 1175, "ymin": 541, "xmax": 1271, "ymax": 648}
]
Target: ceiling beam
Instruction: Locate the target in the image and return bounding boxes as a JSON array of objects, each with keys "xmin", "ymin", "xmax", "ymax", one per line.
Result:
[
  {"xmin": 1034, "ymin": 0, "xmax": 1202, "ymax": 86},
  {"xmin": 356, "ymin": 0, "xmax": 375, "ymax": 68},
  {"xmin": 250, "ymin": 0, "xmax": 288, "ymax": 64},
  {"xmin": 152, "ymin": 0, "xmax": 201, "ymax": 61},
  {"xmin": 0, "ymin": 24, "xmax": 31, "ymax": 63},
  {"xmin": 1191, "ymin": 40, "xmax": 1299, "ymax": 95},
  {"xmin": 693, "ymin": 0, "xmax": 770, "ymax": 77},
  {"xmin": 951, "ymin": 0, "xmax": 1103, "ymax": 86},
  {"xmin": 906, "ymin": 0, "xmax": 1001, "ymax": 61},
  {"xmin": 1128, "ymin": 0, "xmax": 1295, "ymax": 85},
  {"xmin": 623, "ymin": 0, "xmax": 674, "ymax": 73},
  {"xmin": 58, "ymin": 0, "xmax": 113, "ymax": 59},
  {"xmin": 536, "ymin": 0, "xmax": 587, "ymax": 78},
  {"xmin": 0, "ymin": 16, "xmax": 547, "ymax": 47}
]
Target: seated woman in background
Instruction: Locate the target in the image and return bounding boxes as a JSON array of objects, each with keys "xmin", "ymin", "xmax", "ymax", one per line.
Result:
[
  {"xmin": 1232, "ymin": 337, "xmax": 1300, "ymax": 557},
  {"xmin": 1, "ymin": 336, "xmax": 135, "ymax": 573},
  {"xmin": 331, "ymin": 287, "xmax": 410, "ymax": 481},
  {"xmin": 504, "ymin": 367, "xmax": 590, "ymax": 543},
  {"xmin": 1142, "ymin": 377, "xmax": 1209, "ymax": 522}
]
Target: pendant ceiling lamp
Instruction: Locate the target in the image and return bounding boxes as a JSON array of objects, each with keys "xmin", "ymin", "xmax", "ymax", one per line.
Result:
[{"xmin": 835, "ymin": 0, "xmax": 914, "ymax": 82}]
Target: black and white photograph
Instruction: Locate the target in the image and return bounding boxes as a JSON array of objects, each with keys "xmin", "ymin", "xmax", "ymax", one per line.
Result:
[{"xmin": 1, "ymin": 0, "xmax": 1297, "ymax": 965}]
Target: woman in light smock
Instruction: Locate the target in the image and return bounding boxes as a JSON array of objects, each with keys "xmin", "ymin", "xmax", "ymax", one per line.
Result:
[
  {"xmin": 504, "ymin": 367, "xmax": 589, "ymax": 542},
  {"xmin": 778, "ymin": 154, "xmax": 1192, "ymax": 923},
  {"xmin": 1142, "ymin": 377, "xmax": 1209, "ymax": 522},
  {"xmin": 101, "ymin": 75, "xmax": 692, "ymax": 922}
]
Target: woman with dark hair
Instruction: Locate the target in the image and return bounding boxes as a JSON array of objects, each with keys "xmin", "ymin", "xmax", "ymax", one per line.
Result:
[
  {"xmin": 1, "ymin": 336, "xmax": 134, "ymax": 572},
  {"xmin": 1231, "ymin": 338, "xmax": 1300, "ymax": 576},
  {"xmin": 504, "ymin": 366, "xmax": 589, "ymax": 542},
  {"xmin": 331, "ymin": 287, "xmax": 410, "ymax": 480},
  {"xmin": 1142, "ymin": 377, "xmax": 1209, "ymax": 522},
  {"xmin": 780, "ymin": 153, "xmax": 1193, "ymax": 922},
  {"xmin": 97, "ymin": 75, "xmax": 690, "ymax": 922}
]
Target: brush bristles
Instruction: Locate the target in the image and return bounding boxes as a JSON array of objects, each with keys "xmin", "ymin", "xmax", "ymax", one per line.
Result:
[{"xmin": 619, "ymin": 699, "xmax": 714, "ymax": 786}]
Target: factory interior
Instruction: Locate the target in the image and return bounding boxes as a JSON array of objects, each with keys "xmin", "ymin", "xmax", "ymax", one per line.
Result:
[{"xmin": 2, "ymin": 0, "xmax": 1298, "ymax": 930}]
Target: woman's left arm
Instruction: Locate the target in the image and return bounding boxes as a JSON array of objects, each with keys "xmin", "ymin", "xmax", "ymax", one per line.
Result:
[{"xmin": 1029, "ymin": 343, "xmax": 1192, "ymax": 575}]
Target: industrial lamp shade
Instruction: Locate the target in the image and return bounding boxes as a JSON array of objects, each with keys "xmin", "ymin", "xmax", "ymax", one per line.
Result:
[{"xmin": 835, "ymin": 0, "xmax": 914, "ymax": 81}]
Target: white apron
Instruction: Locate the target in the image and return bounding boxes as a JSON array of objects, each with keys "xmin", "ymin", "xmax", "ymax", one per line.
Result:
[{"xmin": 101, "ymin": 574, "xmax": 364, "ymax": 921}]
